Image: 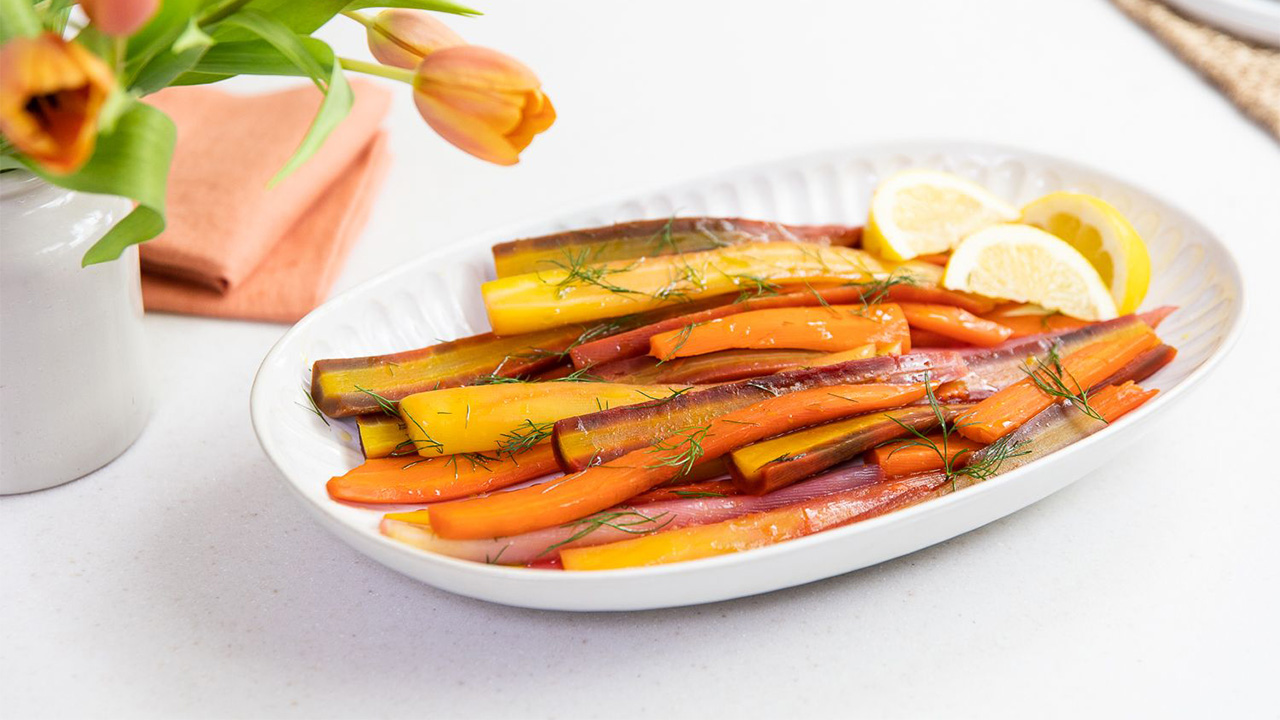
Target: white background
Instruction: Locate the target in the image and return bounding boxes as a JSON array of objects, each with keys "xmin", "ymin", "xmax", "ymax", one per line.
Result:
[{"xmin": 4, "ymin": 0, "xmax": 1280, "ymax": 717}]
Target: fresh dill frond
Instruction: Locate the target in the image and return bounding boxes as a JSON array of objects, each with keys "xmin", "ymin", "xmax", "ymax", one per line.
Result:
[
  {"xmin": 728, "ymin": 273, "xmax": 782, "ymax": 303},
  {"xmin": 1022, "ymin": 342, "xmax": 1106, "ymax": 423},
  {"xmin": 650, "ymin": 217, "xmax": 679, "ymax": 254},
  {"xmin": 637, "ymin": 386, "xmax": 694, "ymax": 406},
  {"xmin": 353, "ymin": 384, "xmax": 399, "ymax": 417},
  {"xmin": 846, "ymin": 271, "xmax": 916, "ymax": 308},
  {"xmin": 671, "ymin": 491, "xmax": 727, "ymax": 498},
  {"xmin": 296, "ymin": 388, "xmax": 330, "ymax": 426},
  {"xmin": 646, "ymin": 425, "xmax": 712, "ymax": 477},
  {"xmin": 538, "ymin": 509, "xmax": 674, "ymax": 557},
  {"xmin": 494, "ymin": 419, "xmax": 555, "ymax": 459},
  {"xmin": 803, "ymin": 282, "xmax": 837, "ymax": 314},
  {"xmin": 485, "ymin": 545, "xmax": 508, "ymax": 565},
  {"xmin": 886, "ymin": 379, "xmax": 1029, "ymax": 490},
  {"xmin": 744, "ymin": 380, "xmax": 781, "ymax": 397},
  {"xmin": 543, "ymin": 247, "xmax": 643, "ymax": 299},
  {"xmin": 656, "ymin": 322, "xmax": 699, "ymax": 362}
]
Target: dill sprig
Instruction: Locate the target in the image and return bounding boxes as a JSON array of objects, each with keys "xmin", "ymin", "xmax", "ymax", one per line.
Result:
[
  {"xmin": 543, "ymin": 247, "xmax": 643, "ymax": 299},
  {"xmin": 846, "ymin": 271, "xmax": 916, "ymax": 308},
  {"xmin": 637, "ymin": 386, "xmax": 694, "ymax": 406},
  {"xmin": 646, "ymin": 424, "xmax": 712, "ymax": 477},
  {"xmin": 672, "ymin": 490, "xmax": 727, "ymax": 498},
  {"xmin": 296, "ymin": 388, "xmax": 330, "ymax": 427},
  {"xmin": 538, "ymin": 509, "xmax": 674, "ymax": 558},
  {"xmin": 728, "ymin": 273, "xmax": 782, "ymax": 302},
  {"xmin": 354, "ymin": 385, "xmax": 444, "ymax": 455},
  {"xmin": 650, "ymin": 217, "xmax": 680, "ymax": 254},
  {"xmin": 1022, "ymin": 342, "xmax": 1106, "ymax": 423},
  {"xmin": 651, "ymin": 261, "xmax": 706, "ymax": 303},
  {"xmin": 494, "ymin": 419, "xmax": 555, "ymax": 459},
  {"xmin": 485, "ymin": 545, "xmax": 508, "ymax": 565},
  {"xmin": 656, "ymin": 322, "xmax": 699, "ymax": 362},
  {"xmin": 354, "ymin": 384, "xmax": 398, "ymax": 416},
  {"xmin": 887, "ymin": 380, "xmax": 1029, "ymax": 490}
]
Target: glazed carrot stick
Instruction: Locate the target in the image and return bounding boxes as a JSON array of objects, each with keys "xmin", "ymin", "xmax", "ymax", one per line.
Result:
[
  {"xmin": 626, "ymin": 479, "xmax": 740, "ymax": 505},
  {"xmin": 649, "ymin": 304, "xmax": 910, "ymax": 360},
  {"xmin": 909, "ymin": 328, "xmax": 967, "ymax": 349},
  {"xmin": 979, "ymin": 313, "xmax": 1091, "ymax": 339},
  {"xmin": 559, "ymin": 471, "xmax": 950, "ymax": 570},
  {"xmin": 885, "ymin": 284, "xmax": 996, "ymax": 315},
  {"xmin": 326, "ymin": 443, "xmax": 560, "ymax": 504},
  {"xmin": 1089, "ymin": 381, "xmax": 1158, "ymax": 422},
  {"xmin": 866, "ymin": 434, "xmax": 986, "ymax": 477},
  {"xmin": 914, "ymin": 253, "xmax": 952, "ymax": 267},
  {"xmin": 427, "ymin": 382, "xmax": 926, "ymax": 540},
  {"xmin": 355, "ymin": 413, "xmax": 411, "ymax": 458},
  {"xmin": 898, "ymin": 302, "xmax": 1013, "ymax": 347},
  {"xmin": 956, "ymin": 323, "xmax": 1161, "ymax": 444}
]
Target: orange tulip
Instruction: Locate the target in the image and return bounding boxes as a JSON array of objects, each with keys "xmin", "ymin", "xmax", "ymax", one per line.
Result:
[
  {"xmin": 81, "ymin": 0, "xmax": 159, "ymax": 36},
  {"xmin": 0, "ymin": 34, "xmax": 115, "ymax": 174},
  {"xmin": 412, "ymin": 45, "xmax": 555, "ymax": 166},
  {"xmin": 366, "ymin": 9, "xmax": 465, "ymax": 69}
]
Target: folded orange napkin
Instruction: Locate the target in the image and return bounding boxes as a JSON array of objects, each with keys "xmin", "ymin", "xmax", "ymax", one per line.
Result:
[{"xmin": 140, "ymin": 80, "xmax": 392, "ymax": 322}]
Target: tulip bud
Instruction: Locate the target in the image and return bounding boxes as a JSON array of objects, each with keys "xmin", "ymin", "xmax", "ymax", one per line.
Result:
[
  {"xmin": 81, "ymin": 0, "xmax": 159, "ymax": 36},
  {"xmin": 367, "ymin": 9, "xmax": 465, "ymax": 70},
  {"xmin": 0, "ymin": 34, "xmax": 115, "ymax": 174},
  {"xmin": 412, "ymin": 46, "xmax": 555, "ymax": 166}
]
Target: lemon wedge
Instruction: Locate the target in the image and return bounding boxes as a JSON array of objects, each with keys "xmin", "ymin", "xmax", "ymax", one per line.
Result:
[
  {"xmin": 943, "ymin": 224, "xmax": 1118, "ymax": 321},
  {"xmin": 864, "ymin": 169, "xmax": 1019, "ymax": 261},
  {"xmin": 1020, "ymin": 192, "xmax": 1151, "ymax": 314}
]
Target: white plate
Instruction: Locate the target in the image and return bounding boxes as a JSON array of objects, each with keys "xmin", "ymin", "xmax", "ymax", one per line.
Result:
[
  {"xmin": 251, "ymin": 142, "xmax": 1245, "ymax": 611},
  {"xmin": 1162, "ymin": 0, "xmax": 1280, "ymax": 47}
]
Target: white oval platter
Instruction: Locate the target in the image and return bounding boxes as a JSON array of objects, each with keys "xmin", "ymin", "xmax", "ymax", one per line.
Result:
[{"xmin": 251, "ymin": 141, "xmax": 1245, "ymax": 611}]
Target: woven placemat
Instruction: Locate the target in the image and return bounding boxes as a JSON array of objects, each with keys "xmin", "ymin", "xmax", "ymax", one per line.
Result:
[{"xmin": 1112, "ymin": 0, "xmax": 1280, "ymax": 140}]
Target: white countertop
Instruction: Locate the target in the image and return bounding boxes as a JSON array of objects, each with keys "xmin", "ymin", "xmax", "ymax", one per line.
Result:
[{"xmin": 4, "ymin": 1, "xmax": 1279, "ymax": 717}]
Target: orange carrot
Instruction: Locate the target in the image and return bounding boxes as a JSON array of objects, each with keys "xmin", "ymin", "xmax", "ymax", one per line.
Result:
[
  {"xmin": 979, "ymin": 311, "xmax": 1090, "ymax": 339},
  {"xmin": 909, "ymin": 328, "xmax": 967, "ymax": 348},
  {"xmin": 627, "ymin": 479, "xmax": 740, "ymax": 505},
  {"xmin": 326, "ymin": 444, "xmax": 560, "ymax": 505},
  {"xmin": 1090, "ymin": 381, "xmax": 1159, "ymax": 422},
  {"xmin": 649, "ymin": 303, "xmax": 910, "ymax": 360},
  {"xmin": 866, "ymin": 434, "xmax": 986, "ymax": 477},
  {"xmin": 560, "ymin": 471, "xmax": 949, "ymax": 570},
  {"xmin": 427, "ymin": 383, "xmax": 927, "ymax": 540},
  {"xmin": 884, "ymin": 285, "xmax": 996, "ymax": 315},
  {"xmin": 914, "ymin": 253, "xmax": 952, "ymax": 267},
  {"xmin": 956, "ymin": 324, "xmax": 1161, "ymax": 444},
  {"xmin": 898, "ymin": 302, "xmax": 1013, "ymax": 347}
]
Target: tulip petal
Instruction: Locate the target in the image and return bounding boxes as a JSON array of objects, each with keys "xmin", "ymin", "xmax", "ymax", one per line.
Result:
[
  {"xmin": 504, "ymin": 91, "xmax": 556, "ymax": 154},
  {"xmin": 0, "ymin": 34, "xmax": 114, "ymax": 174},
  {"xmin": 414, "ymin": 88, "xmax": 521, "ymax": 165},
  {"xmin": 369, "ymin": 9, "xmax": 466, "ymax": 70},
  {"xmin": 416, "ymin": 45, "xmax": 541, "ymax": 93}
]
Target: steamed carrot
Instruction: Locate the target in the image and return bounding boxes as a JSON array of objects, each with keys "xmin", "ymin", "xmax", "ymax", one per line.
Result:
[
  {"xmin": 866, "ymin": 434, "xmax": 986, "ymax": 477},
  {"xmin": 884, "ymin": 285, "xmax": 996, "ymax": 315},
  {"xmin": 355, "ymin": 413, "xmax": 411, "ymax": 458},
  {"xmin": 649, "ymin": 304, "xmax": 910, "ymax": 360},
  {"xmin": 427, "ymin": 383, "xmax": 927, "ymax": 540},
  {"xmin": 909, "ymin": 328, "xmax": 967, "ymax": 349},
  {"xmin": 979, "ymin": 311, "xmax": 1090, "ymax": 339},
  {"xmin": 1089, "ymin": 381, "xmax": 1159, "ymax": 422},
  {"xmin": 956, "ymin": 323, "xmax": 1161, "ymax": 444},
  {"xmin": 326, "ymin": 443, "xmax": 560, "ymax": 505},
  {"xmin": 898, "ymin": 302, "xmax": 1013, "ymax": 347},
  {"xmin": 914, "ymin": 253, "xmax": 952, "ymax": 267},
  {"xmin": 626, "ymin": 479, "xmax": 740, "ymax": 505},
  {"xmin": 559, "ymin": 471, "xmax": 949, "ymax": 570}
]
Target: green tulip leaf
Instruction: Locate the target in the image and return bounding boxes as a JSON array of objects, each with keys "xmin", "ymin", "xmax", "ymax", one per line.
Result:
[{"xmin": 0, "ymin": 0, "xmax": 42, "ymax": 42}]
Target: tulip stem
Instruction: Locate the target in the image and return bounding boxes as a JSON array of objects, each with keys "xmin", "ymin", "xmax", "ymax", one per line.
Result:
[
  {"xmin": 338, "ymin": 58, "xmax": 415, "ymax": 84},
  {"xmin": 341, "ymin": 11, "xmax": 376, "ymax": 29}
]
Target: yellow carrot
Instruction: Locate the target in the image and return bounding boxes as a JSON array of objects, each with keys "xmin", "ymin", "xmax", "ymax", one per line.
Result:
[
  {"xmin": 399, "ymin": 381, "xmax": 689, "ymax": 456},
  {"xmin": 481, "ymin": 242, "xmax": 885, "ymax": 335}
]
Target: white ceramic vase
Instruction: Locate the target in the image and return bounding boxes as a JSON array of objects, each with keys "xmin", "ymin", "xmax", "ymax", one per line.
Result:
[{"xmin": 0, "ymin": 171, "xmax": 151, "ymax": 494}]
